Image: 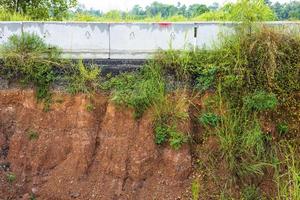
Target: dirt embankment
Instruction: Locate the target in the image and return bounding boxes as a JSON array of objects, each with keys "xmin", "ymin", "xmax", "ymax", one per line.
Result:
[{"xmin": 0, "ymin": 89, "xmax": 192, "ymax": 200}]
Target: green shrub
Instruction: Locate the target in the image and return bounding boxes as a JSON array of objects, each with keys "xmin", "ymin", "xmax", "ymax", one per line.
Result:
[
  {"xmin": 67, "ymin": 60, "xmax": 100, "ymax": 94},
  {"xmin": 169, "ymin": 128, "xmax": 188, "ymax": 150},
  {"xmin": 154, "ymin": 124, "xmax": 168, "ymax": 145},
  {"xmin": 241, "ymin": 185, "xmax": 261, "ymax": 200},
  {"xmin": 6, "ymin": 173, "xmax": 16, "ymax": 183},
  {"xmin": 101, "ymin": 63, "xmax": 165, "ymax": 119},
  {"xmin": 243, "ymin": 91, "xmax": 278, "ymax": 111},
  {"xmin": 195, "ymin": 66, "xmax": 218, "ymax": 92},
  {"xmin": 214, "ymin": 101, "xmax": 271, "ymax": 179},
  {"xmin": 276, "ymin": 123, "xmax": 289, "ymax": 135},
  {"xmin": 86, "ymin": 103, "xmax": 95, "ymax": 112},
  {"xmin": 154, "ymin": 123, "xmax": 188, "ymax": 149},
  {"xmin": 30, "ymin": 194, "xmax": 37, "ymax": 200},
  {"xmin": 0, "ymin": 32, "xmax": 62, "ymax": 106},
  {"xmin": 27, "ymin": 130, "xmax": 39, "ymax": 140},
  {"xmin": 241, "ymin": 122, "xmax": 265, "ymax": 158},
  {"xmin": 198, "ymin": 112, "xmax": 220, "ymax": 127}
]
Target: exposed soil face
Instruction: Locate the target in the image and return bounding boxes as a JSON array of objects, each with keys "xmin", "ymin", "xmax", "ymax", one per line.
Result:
[{"xmin": 0, "ymin": 89, "xmax": 192, "ymax": 200}]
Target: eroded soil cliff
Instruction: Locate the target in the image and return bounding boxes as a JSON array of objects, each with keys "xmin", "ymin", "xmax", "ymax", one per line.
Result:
[{"xmin": 0, "ymin": 89, "xmax": 192, "ymax": 200}]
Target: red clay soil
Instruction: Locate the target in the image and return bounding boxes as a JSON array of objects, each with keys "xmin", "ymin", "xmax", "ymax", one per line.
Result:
[{"xmin": 0, "ymin": 89, "xmax": 192, "ymax": 200}]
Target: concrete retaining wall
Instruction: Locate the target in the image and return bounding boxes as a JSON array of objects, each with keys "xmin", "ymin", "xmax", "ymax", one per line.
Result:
[{"xmin": 0, "ymin": 22, "xmax": 299, "ymax": 59}]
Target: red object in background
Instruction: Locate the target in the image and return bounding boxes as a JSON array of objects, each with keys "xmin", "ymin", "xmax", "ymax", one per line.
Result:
[{"xmin": 158, "ymin": 22, "xmax": 172, "ymax": 27}]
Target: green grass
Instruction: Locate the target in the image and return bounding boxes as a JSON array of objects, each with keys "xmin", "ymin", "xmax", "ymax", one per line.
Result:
[
  {"xmin": 275, "ymin": 142, "xmax": 300, "ymax": 200},
  {"xmin": 6, "ymin": 173, "xmax": 16, "ymax": 183},
  {"xmin": 0, "ymin": 33, "xmax": 104, "ymax": 111},
  {"xmin": 276, "ymin": 123, "xmax": 289, "ymax": 135},
  {"xmin": 0, "ymin": 9, "xmax": 31, "ymax": 21},
  {"xmin": 191, "ymin": 178, "xmax": 200, "ymax": 200},
  {"xmin": 243, "ymin": 91, "xmax": 278, "ymax": 112},
  {"xmin": 0, "ymin": 32, "xmax": 61, "ymax": 107},
  {"xmin": 86, "ymin": 103, "xmax": 95, "ymax": 112},
  {"xmin": 67, "ymin": 60, "xmax": 100, "ymax": 95},
  {"xmin": 27, "ymin": 130, "xmax": 39, "ymax": 140},
  {"xmin": 154, "ymin": 124, "xmax": 169, "ymax": 145},
  {"xmin": 101, "ymin": 63, "xmax": 165, "ymax": 119},
  {"xmin": 198, "ymin": 112, "xmax": 220, "ymax": 127},
  {"xmin": 241, "ymin": 185, "xmax": 261, "ymax": 200}
]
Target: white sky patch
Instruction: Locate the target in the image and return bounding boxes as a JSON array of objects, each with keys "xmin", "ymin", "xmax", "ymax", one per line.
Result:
[{"xmin": 78, "ymin": 0, "xmax": 291, "ymax": 12}]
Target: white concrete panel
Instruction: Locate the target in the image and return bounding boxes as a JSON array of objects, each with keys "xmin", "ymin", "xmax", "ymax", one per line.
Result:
[
  {"xmin": 109, "ymin": 23, "xmax": 196, "ymax": 59},
  {"xmin": 0, "ymin": 22, "xmax": 22, "ymax": 46},
  {"xmin": 196, "ymin": 23, "xmax": 236, "ymax": 49},
  {"xmin": 1, "ymin": 22, "xmax": 300, "ymax": 60},
  {"xmin": 23, "ymin": 22, "xmax": 110, "ymax": 59}
]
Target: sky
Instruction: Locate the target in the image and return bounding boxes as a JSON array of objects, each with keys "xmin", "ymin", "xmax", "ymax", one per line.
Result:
[{"xmin": 78, "ymin": 0, "xmax": 292, "ymax": 12}]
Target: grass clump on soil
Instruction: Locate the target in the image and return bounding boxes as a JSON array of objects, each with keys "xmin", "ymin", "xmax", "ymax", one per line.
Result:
[
  {"xmin": 67, "ymin": 60, "xmax": 100, "ymax": 95},
  {"xmin": 27, "ymin": 129, "xmax": 39, "ymax": 140},
  {"xmin": 241, "ymin": 185, "xmax": 261, "ymax": 200},
  {"xmin": 101, "ymin": 63, "xmax": 165, "ymax": 119},
  {"xmin": 0, "ymin": 33, "xmax": 102, "ymax": 110},
  {"xmin": 275, "ymin": 142, "xmax": 300, "ymax": 200},
  {"xmin": 276, "ymin": 122, "xmax": 289, "ymax": 135},
  {"xmin": 243, "ymin": 91, "xmax": 278, "ymax": 112},
  {"xmin": 191, "ymin": 178, "xmax": 200, "ymax": 200},
  {"xmin": 198, "ymin": 112, "xmax": 220, "ymax": 127},
  {"xmin": 0, "ymin": 33, "xmax": 61, "ymax": 107},
  {"xmin": 6, "ymin": 172, "xmax": 16, "ymax": 183}
]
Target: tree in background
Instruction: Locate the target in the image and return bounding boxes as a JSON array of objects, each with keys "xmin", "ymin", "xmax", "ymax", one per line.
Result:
[
  {"xmin": 0, "ymin": 0, "xmax": 77, "ymax": 20},
  {"xmin": 1, "ymin": 0, "xmax": 300, "ymax": 21},
  {"xmin": 196, "ymin": 0, "xmax": 275, "ymax": 22},
  {"xmin": 271, "ymin": 1, "xmax": 300, "ymax": 20},
  {"xmin": 186, "ymin": 4, "xmax": 209, "ymax": 18}
]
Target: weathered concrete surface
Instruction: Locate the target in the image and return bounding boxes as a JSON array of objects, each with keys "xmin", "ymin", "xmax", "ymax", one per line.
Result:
[
  {"xmin": 23, "ymin": 22, "xmax": 110, "ymax": 59},
  {"xmin": 0, "ymin": 22, "xmax": 299, "ymax": 59}
]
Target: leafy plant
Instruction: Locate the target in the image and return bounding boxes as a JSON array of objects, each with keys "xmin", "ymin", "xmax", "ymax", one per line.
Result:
[
  {"xmin": 169, "ymin": 128, "xmax": 188, "ymax": 150},
  {"xmin": 154, "ymin": 124, "xmax": 168, "ymax": 145},
  {"xmin": 30, "ymin": 194, "xmax": 37, "ymax": 200},
  {"xmin": 6, "ymin": 173, "xmax": 16, "ymax": 183},
  {"xmin": 67, "ymin": 60, "xmax": 100, "ymax": 95},
  {"xmin": 243, "ymin": 91, "xmax": 278, "ymax": 111},
  {"xmin": 0, "ymin": 32, "xmax": 62, "ymax": 107},
  {"xmin": 154, "ymin": 124, "xmax": 188, "ymax": 150},
  {"xmin": 198, "ymin": 112, "xmax": 220, "ymax": 127},
  {"xmin": 101, "ymin": 63, "xmax": 165, "ymax": 119},
  {"xmin": 86, "ymin": 103, "xmax": 95, "ymax": 112},
  {"xmin": 276, "ymin": 123, "xmax": 289, "ymax": 135},
  {"xmin": 195, "ymin": 66, "xmax": 218, "ymax": 92},
  {"xmin": 241, "ymin": 185, "xmax": 261, "ymax": 200},
  {"xmin": 27, "ymin": 130, "xmax": 39, "ymax": 140}
]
